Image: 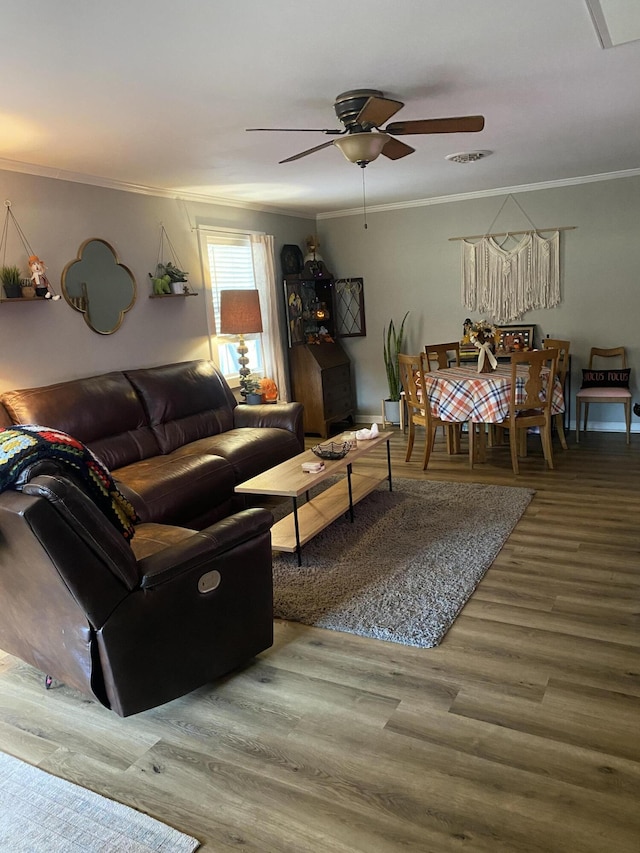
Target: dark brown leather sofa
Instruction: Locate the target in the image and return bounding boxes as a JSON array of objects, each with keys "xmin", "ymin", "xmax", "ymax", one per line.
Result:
[
  {"xmin": 0, "ymin": 473, "xmax": 274, "ymax": 716},
  {"xmin": 1, "ymin": 359, "xmax": 303, "ymax": 527},
  {"xmin": 0, "ymin": 360, "xmax": 304, "ymax": 714}
]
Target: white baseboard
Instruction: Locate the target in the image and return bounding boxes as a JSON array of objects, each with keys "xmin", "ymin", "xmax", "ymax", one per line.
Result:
[
  {"xmin": 571, "ymin": 420, "xmax": 637, "ymax": 434},
  {"xmin": 356, "ymin": 413, "xmax": 638, "ymax": 434}
]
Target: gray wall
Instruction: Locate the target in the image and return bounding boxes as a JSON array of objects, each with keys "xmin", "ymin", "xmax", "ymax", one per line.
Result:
[
  {"xmin": 318, "ymin": 176, "xmax": 640, "ymax": 432},
  {"xmin": 0, "ymin": 169, "xmax": 311, "ymax": 393},
  {"xmin": 2, "ymin": 168, "xmax": 638, "ymax": 435}
]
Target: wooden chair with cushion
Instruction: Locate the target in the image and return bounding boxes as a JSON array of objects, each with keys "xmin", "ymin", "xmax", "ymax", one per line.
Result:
[
  {"xmin": 492, "ymin": 348, "xmax": 559, "ymax": 475},
  {"xmin": 424, "ymin": 341, "xmax": 461, "ymax": 371},
  {"xmin": 575, "ymin": 347, "xmax": 631, "ymax": 444},
  {"xmin": 542, "ymin": 337, "xmax": 571, "ymax": 450},
  {"xmin": 398, "ymin": 352, "xmax": 460, "ymax": 470}
]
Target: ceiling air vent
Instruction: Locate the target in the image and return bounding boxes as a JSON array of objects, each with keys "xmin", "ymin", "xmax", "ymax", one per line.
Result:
[{"xmin": 445, "ymin": 150, "xmax": 492, "ymax": 164}]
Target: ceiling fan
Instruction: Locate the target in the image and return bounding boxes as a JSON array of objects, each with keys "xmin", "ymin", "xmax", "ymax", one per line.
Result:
[{"xmin": 247, "ymin": 89, "xmax": 485, "ymax": 168}]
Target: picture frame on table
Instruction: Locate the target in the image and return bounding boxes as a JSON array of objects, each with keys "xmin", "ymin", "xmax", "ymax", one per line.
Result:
[{"xmin": 496, "ymin": 324, "xmax": 536, "ymax": 353}]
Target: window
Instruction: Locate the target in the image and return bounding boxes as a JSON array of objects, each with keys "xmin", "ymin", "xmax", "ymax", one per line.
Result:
[{"xmin": 199, "ymin": 231, "xmax": 264, "ymax": 382}]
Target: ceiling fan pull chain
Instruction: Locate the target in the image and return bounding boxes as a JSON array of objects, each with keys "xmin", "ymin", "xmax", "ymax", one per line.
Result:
[{"xmin": 362, "ymin": 169, "xmax": 368, "ymax": 230}]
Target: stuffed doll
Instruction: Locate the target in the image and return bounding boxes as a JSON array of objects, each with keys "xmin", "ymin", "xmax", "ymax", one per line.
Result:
[{"xmin": 29, "ymin": 255, "xmax": 61, "ymax": 300}]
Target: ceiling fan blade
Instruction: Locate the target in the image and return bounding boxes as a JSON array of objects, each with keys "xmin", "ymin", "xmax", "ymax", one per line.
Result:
[
  {"xmin": 385, "ymin": 115, "xmax": 485, "ymax": 135},
  {"xmin": 356, "ymin": 96, "xmax": 404, "ymax": 128},
  {"xmin": 382, "ymin": 137, "xmax": 415, "ymax": 160},
  {"xmin": 247, "ymin": 127, "xmax": 343, "ymax": 134},
  {"xmin": 279, "ymin": 139, "xmax": 335, "ymax": 163}
]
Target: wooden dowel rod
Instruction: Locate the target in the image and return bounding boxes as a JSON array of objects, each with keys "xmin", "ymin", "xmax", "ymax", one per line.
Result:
[{"xmin": 448, "ymin": 226, "xmax": 576, "ymax": 242}]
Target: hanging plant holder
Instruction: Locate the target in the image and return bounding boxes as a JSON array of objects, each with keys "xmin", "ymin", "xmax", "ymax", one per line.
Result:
[
  {"xmin": 0, "ymin": 201, "xmax": 60, "ymax": 300},
  {"xmin": 149, "ymin": 224, "xmax": 195, "ymax": 297}
]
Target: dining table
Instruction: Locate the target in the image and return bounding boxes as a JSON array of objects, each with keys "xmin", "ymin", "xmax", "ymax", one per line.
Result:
[{"xmin": 423, "ymin": 362, "xmax": 565, "ymax": 463}]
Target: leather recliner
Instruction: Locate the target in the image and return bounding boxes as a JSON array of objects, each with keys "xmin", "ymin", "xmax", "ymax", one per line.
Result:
[{"xmin": 0, "ymin": 473, "xmax": 274, "ymax": 717}]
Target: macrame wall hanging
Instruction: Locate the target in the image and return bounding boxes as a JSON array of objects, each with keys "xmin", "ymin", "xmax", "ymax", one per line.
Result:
[{"xmin": 450, "ymin": 195, "xmax": 575, "ymax": 324}]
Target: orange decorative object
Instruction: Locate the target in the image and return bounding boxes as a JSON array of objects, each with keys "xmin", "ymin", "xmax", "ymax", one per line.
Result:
[{"xmin": 259, "ymin": 377, "xmax": 278, "ymax": 403}]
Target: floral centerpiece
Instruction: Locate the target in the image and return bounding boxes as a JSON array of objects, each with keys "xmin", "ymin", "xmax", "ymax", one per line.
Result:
[
  {"xmin": 468, "ymin": 320, "xmax": 500, "ymax": 373},
  {"xmin": 468, "ymin": 319, "xmax": 498, "ymax": 345}
]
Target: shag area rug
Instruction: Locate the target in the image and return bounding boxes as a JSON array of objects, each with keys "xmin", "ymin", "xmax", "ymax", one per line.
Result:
[
  {"xmin": 271, "ymin": 477, "xmax": 533, "ymax": 648},
  {"xmin": 0, "ymin": 751, "xmax": 199, "ymax": 852}
]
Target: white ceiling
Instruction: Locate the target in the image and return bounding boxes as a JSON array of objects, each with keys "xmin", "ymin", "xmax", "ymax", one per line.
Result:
[{"xmin": 2, "ymin": 0, "xmax": 639, "ymax": 217}]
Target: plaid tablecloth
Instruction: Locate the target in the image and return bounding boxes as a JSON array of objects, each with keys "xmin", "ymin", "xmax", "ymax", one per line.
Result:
[{"xmin": 424, "ymin": 364, "xmax": 565, "ymax": 424}]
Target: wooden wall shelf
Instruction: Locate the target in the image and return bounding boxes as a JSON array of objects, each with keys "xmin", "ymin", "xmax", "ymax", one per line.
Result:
[
  {"xmin": 149, "ymin": 292, "xmax": 198, "ymax": 299},
  {"xmin": 0, "ymin": 298, "xmax": 52, "ymax": 304}
]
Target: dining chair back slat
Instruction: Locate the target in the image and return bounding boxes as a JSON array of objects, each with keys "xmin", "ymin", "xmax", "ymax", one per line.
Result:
[
  {"xmin": 542, "ymin": 338, "xmax": 570, "ymax": 449},
  {"xmin": 424, "ymin": 341, "xmax": 461, "ymax": 371},
  {"xmin": 543, "ymin": 338, "xmax": 571, "ymax": 383}
]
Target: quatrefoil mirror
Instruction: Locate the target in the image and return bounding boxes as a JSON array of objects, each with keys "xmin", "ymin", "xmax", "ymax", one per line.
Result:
[{"xmin": 62, "ymin": 238, "xmax": 136, "ymax": 335}]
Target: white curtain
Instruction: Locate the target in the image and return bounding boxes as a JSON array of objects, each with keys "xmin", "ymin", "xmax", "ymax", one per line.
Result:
[{"xmin": 250, "ymin": 234, "xmax": 291, "ymax": 401}]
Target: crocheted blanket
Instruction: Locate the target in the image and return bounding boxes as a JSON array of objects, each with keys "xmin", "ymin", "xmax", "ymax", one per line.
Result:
[{"xmin": 0, "ymin": 425, "xmax": 138, "ymax": 540}]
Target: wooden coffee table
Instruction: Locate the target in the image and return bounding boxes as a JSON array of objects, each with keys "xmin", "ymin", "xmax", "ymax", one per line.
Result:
[{"xmin": 235, "ymin": 431, "xmax": 392, "ymax": 565}]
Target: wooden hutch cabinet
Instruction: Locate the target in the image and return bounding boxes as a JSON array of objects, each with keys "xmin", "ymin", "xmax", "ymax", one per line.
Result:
[
  {"xmin": 284, "ymin": 259, "xmax": 356, "ymax": 438},
  {"xmin": 289, "ymin": 342, "xmax": 353, "ymax": 438}
]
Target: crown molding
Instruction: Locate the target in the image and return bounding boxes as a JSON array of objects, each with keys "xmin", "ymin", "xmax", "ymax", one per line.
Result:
[
  {"xmin": 1, "ymin": 155, "xmax": 638, "ymax": 223},
  {"xmin": 316, "ymin": 168, "xmax": 640, "ymax": 220},
  {"xmin": 0, "ymin": 157, "xmax": 315, "ymax": 220}
]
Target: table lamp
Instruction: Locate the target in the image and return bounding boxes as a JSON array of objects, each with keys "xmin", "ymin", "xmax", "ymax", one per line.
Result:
[{"xmin": 219, "ymin": 289, "xmax": 263, "ymax": 401}]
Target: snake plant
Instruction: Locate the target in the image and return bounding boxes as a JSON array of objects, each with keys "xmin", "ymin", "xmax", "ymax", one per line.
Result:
[{"xmin": 383, "ymin": 311, "xmax": 409, "ymax": 401}]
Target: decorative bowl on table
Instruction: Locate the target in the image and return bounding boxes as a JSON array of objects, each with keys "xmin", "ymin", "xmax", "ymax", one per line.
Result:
[{"xmin": 311, "ymin": 441, "xmax": 350, "ymax": 460}]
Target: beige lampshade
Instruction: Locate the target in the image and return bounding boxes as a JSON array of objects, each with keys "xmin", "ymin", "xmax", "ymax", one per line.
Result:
[
  {"xmin": 219, "ymin": 289, "xmax": 263, "ymax": 334},
  {"xmin": 333, "ymin": 131, "xmax": 391, "ymax": 165}
]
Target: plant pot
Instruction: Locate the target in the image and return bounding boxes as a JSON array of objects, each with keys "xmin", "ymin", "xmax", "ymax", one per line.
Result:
[
  {"xmin": 245, "ymin": 393, "xmax": 263, "ymax": 405},
  {"xmin": 2, "ymin": 283, "xmax": 22, "ymax": 298},
  {"xmin": 171, "ymin": 281, "xmax": 185, "ymax": 295},
  {"xmin": 21, "ymin": 286, "xmax": 36, "ymax": 299},
  {"xmin": 383, "ymin": 399, "xmax": 401, "ymax": 425}
]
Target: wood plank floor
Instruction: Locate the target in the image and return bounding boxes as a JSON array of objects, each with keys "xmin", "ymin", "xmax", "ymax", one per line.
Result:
[{"xmin": 1, "ymin": 428, "xmax": 639, "ymax": 852}]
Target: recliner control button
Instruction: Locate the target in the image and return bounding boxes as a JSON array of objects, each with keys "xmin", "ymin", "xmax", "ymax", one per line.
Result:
[{"xmin": 198, "ymin": 570, "xmax": 221, "ymax": 593}]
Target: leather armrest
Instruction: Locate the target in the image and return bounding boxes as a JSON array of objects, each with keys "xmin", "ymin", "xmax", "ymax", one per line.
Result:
[
  {"xmin": 138, "ymin": 507, "xmax": 273, "ymax": 588},
  {"xmin": 233, "ymin": 402, "xmax": 304, "ymax": 450},
  {"xmin": 0, "ymin": 402, "xmax": 14, "ymax": 428}
]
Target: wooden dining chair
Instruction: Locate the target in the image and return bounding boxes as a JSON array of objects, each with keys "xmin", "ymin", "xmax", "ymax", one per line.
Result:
[
  {"xmin": 542, "ymin": 337, "xmax": 570, "ymax": 450},
  {"xmin": 398, "ymin": 353, "xmax": 460, "ymax": 469},
  {"xmin": 492, "ymin": 348, "xmax": 559, "ymax": 475},
  {"xmin": 575, "ymin": 347, "xmax": 631, "ymax": 444},
  {"xmin": 424, "ymin": 342, "xmax": 461, "ymax": 443},
  {"xmin": 424, "ymin": 341, "xmax": 461, "ymax": 371}
]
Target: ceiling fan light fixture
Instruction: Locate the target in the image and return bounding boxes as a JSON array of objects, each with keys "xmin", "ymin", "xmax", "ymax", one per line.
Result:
[
  {"xmin": 445, "ymin": 150, "xmax": 492, "ymax": 164},
  {"xmin": 333, "ymin": 132, "xmax": 391, "ymax": 167}
]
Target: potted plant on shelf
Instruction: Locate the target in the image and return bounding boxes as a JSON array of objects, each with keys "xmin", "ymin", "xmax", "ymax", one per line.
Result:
[
  {"xmin": 149, "ymin": 262, "xmax": 189, "ymax": 295},
  {"xmin": 1, "ymin": 265, "xmax": 23, "ymax": 298},
  {"xmin": 383, "ymin": 311, "xmax": 409, "ymax": 425},
  {"xmin": 244, "ymin": 376, "xmax": 264, "ymax": 405}
]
